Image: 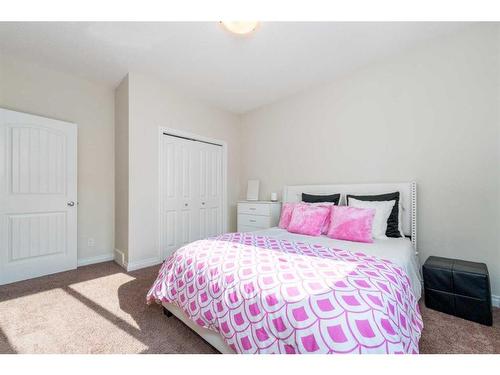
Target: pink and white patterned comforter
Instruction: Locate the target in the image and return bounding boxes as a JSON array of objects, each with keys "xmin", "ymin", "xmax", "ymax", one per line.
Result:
[{"xmin": 147, "ymin": 233, "xmax": 423, "ymax": 354}]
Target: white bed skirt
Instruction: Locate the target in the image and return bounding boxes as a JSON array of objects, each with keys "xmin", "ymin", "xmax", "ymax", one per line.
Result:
[{"xmin": 162, "ymin": 302, "xmax": 235, "ymax": 354}]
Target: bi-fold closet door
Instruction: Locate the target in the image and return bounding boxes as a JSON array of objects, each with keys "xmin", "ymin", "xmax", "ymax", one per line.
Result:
[{"xmin": 160, "ymin": 134, "xmax": 223, "ymax": 258}]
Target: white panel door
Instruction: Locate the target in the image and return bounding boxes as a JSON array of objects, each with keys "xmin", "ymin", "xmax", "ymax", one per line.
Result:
[
  {"xmin": 0, "ymin": 108, "xmax": 77, "ymax": 285},
  {"xmin": 198, "ymin": 142, "xmax": 222, "ymax": 238},
  {"xmin": 161, "ymin": 135, "xmax": 198, "ymax": 257}
]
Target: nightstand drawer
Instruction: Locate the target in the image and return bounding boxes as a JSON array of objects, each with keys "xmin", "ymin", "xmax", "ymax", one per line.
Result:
[
  {"xmin": 237, "ymin": 214, "xmax": 271, "ymax": 228},
  {"xmin": 237, "ymin": 203, "xmax": 270, "ymax": 216}
]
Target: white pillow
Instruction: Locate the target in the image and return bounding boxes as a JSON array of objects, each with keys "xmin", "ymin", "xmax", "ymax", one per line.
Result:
[
  {"xmin": 397, "ymin": 200, "xmax": 405, "ymax": 237},
  {"xmin": 348, "ymin": 198, "xmax": 396, "ymax": 239},
  {"xmin": 306, "ymin": 202, "xmax": 335, "ymax": 207}
]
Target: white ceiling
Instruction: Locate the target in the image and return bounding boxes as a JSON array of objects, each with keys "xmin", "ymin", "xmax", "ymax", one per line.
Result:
[{"xmin": 0, "ymin": 22, "xmax": 469, "ymax": 113}]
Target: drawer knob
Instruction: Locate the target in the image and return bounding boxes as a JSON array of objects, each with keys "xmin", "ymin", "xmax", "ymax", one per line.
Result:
[{"xmin": 249, "ymin": 219, "xmax": 256, "ymax": 223}]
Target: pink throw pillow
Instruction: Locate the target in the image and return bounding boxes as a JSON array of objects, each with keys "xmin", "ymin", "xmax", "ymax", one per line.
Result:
[
  {"xmin": 326, "ymin": 206, "xmax": 375, "ymax": 243},
  {"xmin": 308, "ymin": 202, "xmax": 334, "ymax": 235},
  {"xmin": 278, "ymin": 202, "xmax": 297, "ymax": 229},
  {"xmin": 287, "ymin": 204, "xmax": 330, "ymax": 236}
]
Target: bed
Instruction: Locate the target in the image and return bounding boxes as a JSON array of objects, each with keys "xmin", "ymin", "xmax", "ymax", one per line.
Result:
[
  {"xmin": 251, "ymin": 228, "xmax": 421, "ymax": 300},
  {"xmin": 147, "ymin": 182, "xmax": 423, "ymax": 354}
]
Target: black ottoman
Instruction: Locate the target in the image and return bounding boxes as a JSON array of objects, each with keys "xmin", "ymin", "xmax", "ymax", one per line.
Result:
[{"xmin": 423, "ymin": 256, "xmax": 492, "ymax": 326}]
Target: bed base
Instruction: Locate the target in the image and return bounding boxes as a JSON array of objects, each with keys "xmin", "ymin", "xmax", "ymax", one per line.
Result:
[
  {"xmin": 162, "ymin": 306, "xmax": 173, "ymax": 317},
  {"xmin": 161, "ymin": 302, "xmax": 235, "ymax": 354}
]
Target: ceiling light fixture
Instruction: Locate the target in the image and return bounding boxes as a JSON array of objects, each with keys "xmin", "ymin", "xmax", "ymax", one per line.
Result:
[{"xmin": 220, "ymin": 21, "xmax": 259, "ymax": 35}]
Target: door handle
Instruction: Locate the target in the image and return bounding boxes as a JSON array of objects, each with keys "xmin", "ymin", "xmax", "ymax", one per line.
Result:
[
  {"xmin": 202, "ymin": 202, "xmax": 205, "ymax": 205},
  {"xmin": 67, "ymin": 201, "xmax": 75, "ymax": 207}
]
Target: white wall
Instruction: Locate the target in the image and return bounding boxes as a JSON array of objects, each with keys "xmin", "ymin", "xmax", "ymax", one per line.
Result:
[
  {"xmin": 126, "ymin": 73, "xmax": 241, "ymax": 266},
  {"xmin": 0, "ymin": 55, "xmax": 115, "ymax": 264},
  {"xmin": 114, "ymin": 75, "xmax": 129, "ymax": 263},
  {"xmin": 240, "ymin": 24, "xmax": 500, "ymax": 295}
]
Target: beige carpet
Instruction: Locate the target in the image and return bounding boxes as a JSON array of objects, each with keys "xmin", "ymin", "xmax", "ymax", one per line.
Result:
[{"xmin": 0, "ymin": 261, "xmax": 498, "ymax": 354}]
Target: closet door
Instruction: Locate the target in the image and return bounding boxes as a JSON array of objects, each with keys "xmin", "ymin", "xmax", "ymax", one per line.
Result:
[
  {"xmin": 198, "ymin": 142, "xmax": 223, "ymax": 238},
  {"xmin": 160, "ymin": 134, "xmax": 224, "ymax": 259},
  {"xmin": 161, "ymin": 136, "xmax": 198, "ymax": 257}
]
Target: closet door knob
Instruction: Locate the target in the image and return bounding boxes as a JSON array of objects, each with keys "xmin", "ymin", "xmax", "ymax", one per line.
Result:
[
  {"xmin": 202, "ymin": 202, "xmax": 205, "ymax": 205},
  {"xmin": 184, "ymin": 203, "xmax": 188, "ymax": 207},
  {"xmin": 67, "ymin": 201, "xmax": 75, "ymax": 207}
]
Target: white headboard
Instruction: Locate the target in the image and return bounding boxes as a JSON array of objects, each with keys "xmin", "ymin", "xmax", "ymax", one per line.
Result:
[{"xmin": 283, "ymin": 182, "xmax": 417, "ymax": 251}]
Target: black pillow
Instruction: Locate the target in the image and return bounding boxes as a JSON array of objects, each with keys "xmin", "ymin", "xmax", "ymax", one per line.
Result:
[
  {"xmin": 302, "ymin": 193, "xmax": 340, "ymax": 205},
  {"xmin": 346, "ymin": 192, "xmax": 402, "ymax": 238}
]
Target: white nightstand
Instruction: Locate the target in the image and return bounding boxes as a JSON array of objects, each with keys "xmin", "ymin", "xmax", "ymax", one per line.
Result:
[{"xmin": 237, "ymin": 201, "xmax": 282, "ymax": 232}]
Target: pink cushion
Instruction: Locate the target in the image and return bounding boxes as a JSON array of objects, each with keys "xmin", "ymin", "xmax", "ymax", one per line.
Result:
[
  {"xmin": 326, "ymin": 206, "xmax": 375, "ymax": 243},
  {"xmin": 308, "ymin": 202, "xmax": 334, "ymax": 234},
  {"xmin": 278, "ymin": 202, "xmax": 298, "ymax": 229},
  {"xmin": 287, "ymin": 204, "xmax": 330, "ymax": 236}
]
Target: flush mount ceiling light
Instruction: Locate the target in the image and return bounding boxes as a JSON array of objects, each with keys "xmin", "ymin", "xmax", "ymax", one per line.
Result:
[{"xmin": 220, "ymin": 21, "xmax": 259, "ymax": 35}]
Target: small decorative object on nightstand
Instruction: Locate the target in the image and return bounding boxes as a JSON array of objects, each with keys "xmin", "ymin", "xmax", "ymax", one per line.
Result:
[
  {"xmin": 246, "ymin": 180, "xmax": 260, "ymax": 201},
  {"xmin": 423, "ymin": 256, "xmax": 492, "ymax": 326},
  {"xmin": 237, "ymin": 201, "xmax": 281, "ymax": 232}
]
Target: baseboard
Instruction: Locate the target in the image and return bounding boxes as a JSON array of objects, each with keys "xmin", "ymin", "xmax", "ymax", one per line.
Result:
[
  {"xmin": 112, "ymin": 248, "xmax": 162, "ymax": 272},
  {"xmin": 492, "ymin": 294, "xmax": 500, "ymax": 308},
  {"xmin": 126, "ymin": 257, "xmax": 163, "ymax": 272},
  {"xmin": 77, "ymin": 253, "xmax": 114, "ymax": 267},
  {"xmin": 113, "ymin": 248, "xmax": 127, "ymax": 269}
]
